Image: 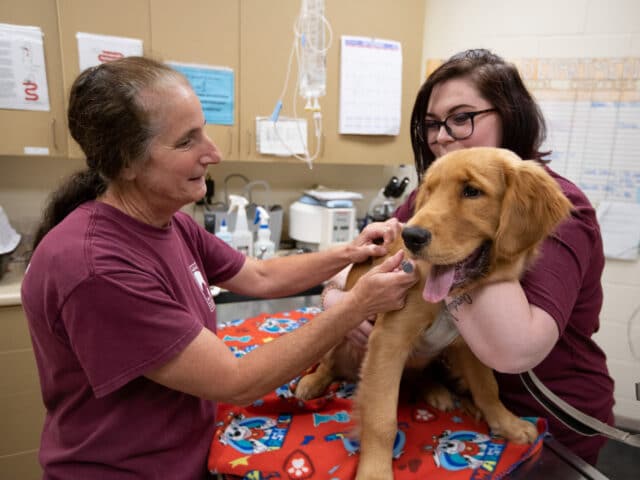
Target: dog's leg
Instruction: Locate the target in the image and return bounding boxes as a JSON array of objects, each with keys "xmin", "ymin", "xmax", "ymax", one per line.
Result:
[
  {"xmin": 295, "ymin": 345, "xmax": 340, "ymax": 400},
  {"xmin": 447, "ymin": 340, "xmax": 539, "ymax": 444},
  {"xmin": 354, "ymin": 305, "xmax": 434, "ymax": 480}
]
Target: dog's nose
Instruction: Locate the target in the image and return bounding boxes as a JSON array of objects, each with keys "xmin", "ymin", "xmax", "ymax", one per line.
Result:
[{"xmin": 402, "ymin": 227, "xmax": 431, "ymax": 253}]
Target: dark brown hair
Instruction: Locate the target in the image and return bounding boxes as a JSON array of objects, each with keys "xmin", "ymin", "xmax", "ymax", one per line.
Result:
[
  {"xmin": 32, "ymin": 57, "xmax": 187, "ymax": 251},
  {"xmin": 410, "ymin": 49, "xmax": 549, "ymax": 180}
]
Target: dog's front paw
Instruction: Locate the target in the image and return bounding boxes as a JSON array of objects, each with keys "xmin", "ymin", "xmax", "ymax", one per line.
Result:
[{"xmin": 295, "ymin": 372, "xmax": 332, "ymax": 400}]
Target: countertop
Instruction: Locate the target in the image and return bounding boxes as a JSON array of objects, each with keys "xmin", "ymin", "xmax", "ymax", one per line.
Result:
[{"xmin": 0, "ymin": 249, "xmax": 312, "ymax": 308}]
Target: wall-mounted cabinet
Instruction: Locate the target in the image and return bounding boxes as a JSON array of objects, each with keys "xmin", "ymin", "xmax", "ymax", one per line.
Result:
[
  {"xmin": 149, "ymin": 0, "xmax": 240, "ymax": 160},
  {"xmin": 239, "ymin": 0, "xmax": 424, "ymax": 165},
  {"xmin": 0, "ymin": 0, "xmax": 424, "ymax": 166},
  {"xmin": 56, "ymin": 0, "xmax": 152, "ymax": 159},
  {"xmin": 0, "ymin": 0, "xmax": 67, "ymax": 157}
]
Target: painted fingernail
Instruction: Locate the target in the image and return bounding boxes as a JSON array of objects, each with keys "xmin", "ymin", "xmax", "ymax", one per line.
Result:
[{"xmin": 401, "ymin": 260, "xmax": 414, "ymax": 273}]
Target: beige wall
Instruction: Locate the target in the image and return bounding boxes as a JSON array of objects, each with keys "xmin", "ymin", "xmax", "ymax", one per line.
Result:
[
  {"xmin": 421, "ymin": 0, "xmax": 640, "ymax": 428},
  {"xmin": 0, "ymin": 155, "xmax": 413, "ymax": 247}
]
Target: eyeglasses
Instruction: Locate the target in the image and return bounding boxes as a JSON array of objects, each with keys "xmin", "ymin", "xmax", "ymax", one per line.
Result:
[{"xmin": 424, "ymin": 108, "xmax": 497, "ymax": 142}]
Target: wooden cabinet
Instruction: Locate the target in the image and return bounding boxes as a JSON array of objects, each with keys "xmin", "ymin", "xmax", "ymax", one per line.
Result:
[
  {"xmin": 0, "ymin": 305, "xmax": 44, "ymax": 480},
  {"xmin": 321, "ymin": 0, "xmax": 424, "ymax": 166},
  {"xmin": 149, "ymin": 0, "xmax": 240, "ymax": 160},
  {"xmin": 56, "ymin": 0, "xmax": 152, "ymax": 159},
  {"xmin": 239, "ymin": 0, "xmax": 425, "ymax": 165},
  {"xmin": 238, "ymin": 0, "xmax": 303, "ymax": 162},
  {"xmin": 1, "ymin": 0, "xmax": 424, "ymax": 166},
  {"xmin": 0, "ymin": 0, "xmax": 67, "ymax": 157}
]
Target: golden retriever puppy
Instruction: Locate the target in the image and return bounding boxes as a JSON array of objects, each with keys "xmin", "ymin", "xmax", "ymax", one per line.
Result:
[{"xmin": 295, "ymin": 147, "xmax": 573, "ymax": 480}]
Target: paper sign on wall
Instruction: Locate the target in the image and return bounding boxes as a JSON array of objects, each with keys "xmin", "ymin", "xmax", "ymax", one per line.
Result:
[
  {"xmin": 0, "ymin": 22, "xmax": 50, "ymax": 111},
  {"xmin": 167, "ymin": 62, "xmax": 234, "ymax": 125},
  {"xmin": 256, "ymin": 117, "xmax": 307, "ymax": 156},
  {"xmin": 76, "ymin": 32, "xmax": 143, "ymax": 72},
  {"xmin": 596, "ymin": 201, "xmax": 640, "ymax": 261}
]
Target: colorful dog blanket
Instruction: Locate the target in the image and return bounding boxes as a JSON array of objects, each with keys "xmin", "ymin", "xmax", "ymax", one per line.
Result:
[{"xmin": 208, "ymin": 307, "xmax": 547, "ymax": 479}]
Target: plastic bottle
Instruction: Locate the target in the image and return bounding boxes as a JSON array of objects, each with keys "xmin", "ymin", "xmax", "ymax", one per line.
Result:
[
  {"xmin": 215, "ymin": 218, "xmax": 233, "ymax": 246},
  {"xmin": 227, "ymin": 195, "xmax": 253, "ymax": 257},
  {"xmin": 253, "ymin": 206, "xmax": 276, "ymax": 260}
]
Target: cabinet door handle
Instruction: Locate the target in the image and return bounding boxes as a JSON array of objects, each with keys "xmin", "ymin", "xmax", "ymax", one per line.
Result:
[
  {"xmin": 227, "ymin": 130, "xmax": 233, "ymax": 157},
  {"xmin": 246, "ymin": 130, "xmax": 252, "ymax": 155},
  {"xmin": 50, "ymin": 118, "xmax": 58, "ymax": 152}
]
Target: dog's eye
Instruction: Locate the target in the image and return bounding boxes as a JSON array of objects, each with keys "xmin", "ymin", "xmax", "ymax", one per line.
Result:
[{"xmin": 462, "ymin": 185, "xmax": 482, "ymax": 198}]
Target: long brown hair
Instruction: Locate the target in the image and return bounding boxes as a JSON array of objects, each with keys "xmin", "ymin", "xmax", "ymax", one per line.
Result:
[
  {"xmin": 32, "ymin": 57, "xmax": 187, "ymax": 252},
  {"xmin": 410, "ymin": 49, "xmax": 549, "ymax": 181}
]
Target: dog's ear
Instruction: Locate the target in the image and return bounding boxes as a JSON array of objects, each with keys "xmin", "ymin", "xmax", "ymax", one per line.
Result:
[
  {"xmin": 414, "ymin": 178, "xmax": 429, "ymax": 211},
  {"xmin": 495, "ymin": 161, "xmax": 572, "ymax": 259}
]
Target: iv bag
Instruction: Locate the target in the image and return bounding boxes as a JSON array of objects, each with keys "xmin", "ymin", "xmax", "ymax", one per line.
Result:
[{"xmin": 298, "ymin": 0, "xmax": 326, "ymax": 100}]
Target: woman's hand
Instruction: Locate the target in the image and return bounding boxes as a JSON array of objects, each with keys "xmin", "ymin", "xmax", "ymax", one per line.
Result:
[
  {"xmin": 346, "ymin": 218, "xmax": 403, "ymax": 264},
  {"xmin": 323, "ymin": 286, "xmax": 374, "ymax": 350},
  {"xmin": 348, "ymin": 250, "xmax": 418, "ymax": 320},
  {"xmin": 345, "ymin": 319, "xmax": 374, "ymax": 351}
]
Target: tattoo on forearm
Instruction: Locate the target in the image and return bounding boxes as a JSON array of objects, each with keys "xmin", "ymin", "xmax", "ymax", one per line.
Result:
[{"xmin": 446, "ymin": 293, "xmax": 473, "ymax": 317}]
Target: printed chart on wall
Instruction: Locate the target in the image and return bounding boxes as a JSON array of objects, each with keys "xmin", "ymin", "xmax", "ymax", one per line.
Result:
[{"xmin": 426, "ymin": 57, "xmax": 640, "ymax": 260}]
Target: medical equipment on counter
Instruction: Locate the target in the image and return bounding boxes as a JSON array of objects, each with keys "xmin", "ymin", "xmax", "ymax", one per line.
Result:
[
  {"xmin": 289, "ymin": 195, "xmax": 357, "ymax": 251},
  {"xmin": 206, "ymin": 175, "xmax": 284, "ymax": 249},
  {"xmin": 367, "ymin": 175, "xmax": 411, "ymax": 222}
]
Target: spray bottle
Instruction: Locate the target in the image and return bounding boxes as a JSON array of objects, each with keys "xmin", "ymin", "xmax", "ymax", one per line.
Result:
[
  {"xmin": 228, "ymin": 195, "xmax": 253, "ymax": 256},
  {"xmin": 253, "ymin": 206, "xmax": 276, "ymax": 259},
  {"xmin": 215, "ymin": 218, "xmax": 233, "ymax": 246}
]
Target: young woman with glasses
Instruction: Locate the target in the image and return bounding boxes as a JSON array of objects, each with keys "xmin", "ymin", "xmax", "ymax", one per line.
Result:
[{"xmin": 324, "ymin": 49, "xmax": 614, "ymax": 466}]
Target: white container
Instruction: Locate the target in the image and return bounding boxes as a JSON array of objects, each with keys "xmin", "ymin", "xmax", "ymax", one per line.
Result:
[
  {"xmin": 215, "ymin": 218, "xmax": 233, "ymax": 246},
  {"xmin": 288, "ymin": 200, "xmax": 357, "ymax": 251},
  {"xmin": 228, "ymin": 195, "xmax": 253, "ymax": 257},
  {"xmin": 254, "ymin": 206, "xmax": 275, "ymax": 259}
]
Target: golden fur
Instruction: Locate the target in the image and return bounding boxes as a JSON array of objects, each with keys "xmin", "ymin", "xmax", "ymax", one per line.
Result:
[{"xmin": 295, "ymin": 147, "xmax": 573, "ymax": 480}]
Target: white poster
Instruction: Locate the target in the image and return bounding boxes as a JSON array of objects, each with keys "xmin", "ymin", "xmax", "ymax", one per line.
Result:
[
  {"xmin": 76, "ymin": 32, "xmax": 143, "ymax": 72},
  {"xmin": 339, "ymin": 35, "xmax": 402, "ymax": 135},
  {"xmin": 0, "ymin": 23, "xmax": 50, "ymax": 111}
]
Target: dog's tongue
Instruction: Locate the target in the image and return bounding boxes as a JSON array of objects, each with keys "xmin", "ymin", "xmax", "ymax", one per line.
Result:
[{"xmin": 423, "ymin": 264, "xmax": 456, "ymax": 303}]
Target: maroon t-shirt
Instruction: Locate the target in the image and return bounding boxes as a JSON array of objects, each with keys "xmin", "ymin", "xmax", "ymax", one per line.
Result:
[
  {"xmin": 394, "ymin": 167, "xmax": 614, "ymax": 464},
  {"xmin": 21, "ymin": 201, "xmax": 245, "ymax": 479}
]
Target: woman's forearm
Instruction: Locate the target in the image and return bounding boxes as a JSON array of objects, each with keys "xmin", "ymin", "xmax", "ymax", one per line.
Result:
[{"xmin": 445, "ymin": 280, "xmax": 559, "ymax": 373}]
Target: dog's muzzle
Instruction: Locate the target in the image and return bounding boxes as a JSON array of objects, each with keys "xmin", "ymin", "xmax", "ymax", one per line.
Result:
[{"xmin": 402, "ymin": 226, "xmax": 431, "ymax": 254}]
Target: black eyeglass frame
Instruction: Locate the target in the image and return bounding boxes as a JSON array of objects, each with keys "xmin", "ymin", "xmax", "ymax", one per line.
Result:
[{"xmin": 423, "ymin": 108, "xmax": 497, "ymax": 142}]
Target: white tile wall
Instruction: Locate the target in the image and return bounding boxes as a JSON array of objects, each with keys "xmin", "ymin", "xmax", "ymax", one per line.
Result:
[
  {"xmin": 423, "ymin": 0, "xmax": 640, "ymax": 63},
  {"xmin": 599, "ymin": 262, "xmax": 640, "ymax": 428},
  {"xmin": 422, "ymin": 0, "xmax": 640, "ymax": 426}
]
